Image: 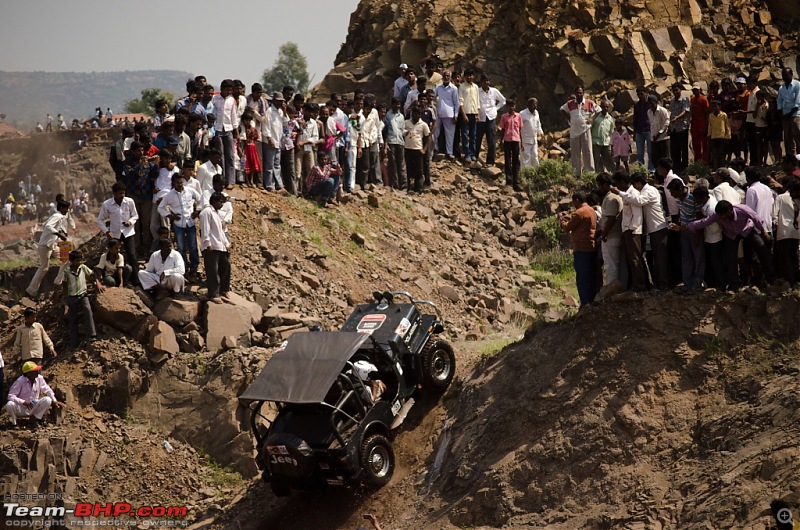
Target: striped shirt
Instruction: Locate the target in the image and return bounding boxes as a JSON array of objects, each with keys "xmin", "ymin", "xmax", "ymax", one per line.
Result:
[
  {"xmin": 676, "ymin": 193, "xmax": 697, "ymax": 226},
  {"xmin": 64, "ymin": 264, "xmax": 93, "ymax": 297}
]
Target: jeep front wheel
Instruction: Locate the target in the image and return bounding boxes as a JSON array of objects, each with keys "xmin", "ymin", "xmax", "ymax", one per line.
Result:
[
  {"xmin": 360, "ymin": 434, "xmax": 394, "ymax": 487},
  {"xmin": 422, "ymin": 341, "xmax": 456, "ymax": 391}
]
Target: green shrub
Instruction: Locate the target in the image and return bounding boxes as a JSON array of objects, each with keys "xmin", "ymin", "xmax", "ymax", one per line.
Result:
[
  {"xmin": 530, "ymin": 247, "xmax": 573, "ymax": 275},
  {"xmin": 682, "ymin": 161, "xmax": 711, "ymax": 181},
  {"xmin": 521, "ymin": 159, "xmax": 574, "ymax": 193},
  {"xmin": 628, "ymin": 161, "xmax": 649, "ymax": 176},
  {"xmin": 532, "ymin": 215, "xmax": 562, "ymax": 249}
]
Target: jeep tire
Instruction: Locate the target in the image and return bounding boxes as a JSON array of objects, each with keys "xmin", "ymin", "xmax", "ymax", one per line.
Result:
[
  {"xmin": 360, "ymin": 434, "xmax": 394, "ymax": 487},
  {"xmin": 422, "ymin": 340, "xmax": 456, "ymax": 391}
]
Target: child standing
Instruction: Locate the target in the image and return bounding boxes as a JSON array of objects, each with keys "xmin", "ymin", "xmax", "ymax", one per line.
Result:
[
  {"xmin": 63, "ymin": 251, "xmax": 97, "ymax": 347},
  {"xmin": 499, "ymin": 99, "xmax": 523, "ymax": 191},
  {"xmin": 612, "ymin": 119, "xmax": 632, "ymax": 173},
  {"xmin": 707, "ymin": 100, "xmax": 731, "ymax": 171},
  {"xmin": 241, "ymin": 114, "xmax": 261, "ymax": 187}
]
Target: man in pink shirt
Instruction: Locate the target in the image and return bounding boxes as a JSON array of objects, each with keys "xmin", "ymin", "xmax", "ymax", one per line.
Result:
[
  {"xmin": 499, "ymin": 99, "xmax": 523, "ymax": 191},
  {"xmin": 4, "ymin": 361, "xmax": 63, "ymax": 428}
]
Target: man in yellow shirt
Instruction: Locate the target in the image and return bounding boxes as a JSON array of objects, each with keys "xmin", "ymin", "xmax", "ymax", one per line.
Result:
[
  {"xmin": 707, "ymin": 99, "xmax": 731, "ymax": 170},
  {"xmin": 14, "ymin": 308, "xmax": 57, "ymax": 367}
]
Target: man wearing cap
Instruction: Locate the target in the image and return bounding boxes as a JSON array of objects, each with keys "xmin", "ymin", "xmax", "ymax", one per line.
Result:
[
  {"xmin": 394, "ymin": 64, "xmax": 409, "ymax": 99},
  {"xmin": 669, "ymin": 84, "xmax": 691, "ymax": 174},
  {"xmin": 690, "ymin": 83, "xmax": 709, "ymax": 164},
  {"xmin": 648, "ymin": 94, "xmax": 671, "ymax": 164},
  {"xmin": 4, "ymin": 361, "xmax": 63, "ymax": 428},
  {"xmin": 14, "ymin": 307, "xmax": 57, "ymax": 368}
]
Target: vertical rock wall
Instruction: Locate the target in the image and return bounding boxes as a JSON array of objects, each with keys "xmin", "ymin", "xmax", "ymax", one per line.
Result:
[{"xmin": 318, "ymin": 0, "xmax": 800, "ymax": 126}]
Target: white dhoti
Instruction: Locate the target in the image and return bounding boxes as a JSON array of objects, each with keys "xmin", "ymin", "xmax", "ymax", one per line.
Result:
[
  {"xmin": 520, "ymin": 140, "xmax": 540, "ymax": 168},
  {"xmin": 137, "ymin": 271, "xmax": 185, "ymax": 292},
  {"xmin": 5, "ymin": 397, "xmax": 53, "ymax": 425}
]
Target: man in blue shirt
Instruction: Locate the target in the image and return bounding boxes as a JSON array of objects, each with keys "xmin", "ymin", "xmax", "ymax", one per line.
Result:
[
  {"xmin": 778, "ymin": 67, "xmax": 800, "ymax": 157},
  {"xmin": 433, "ymin": 72, "xmax": 460, "ymax": 159}
]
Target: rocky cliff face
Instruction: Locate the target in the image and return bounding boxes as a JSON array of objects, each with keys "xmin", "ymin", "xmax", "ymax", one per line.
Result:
[{"xmin": 318, "ymin": 0, "xmax": 800, "ymax": 125}]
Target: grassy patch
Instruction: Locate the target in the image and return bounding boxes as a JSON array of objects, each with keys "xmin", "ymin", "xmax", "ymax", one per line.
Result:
[
  {"xmin": 528, "ymin": 248, "xmax": 577, "ymax": 295},
  {"xmin": 477, "ymin": 337, "xmax": 513, "ymax": 359},
  {"xmin": 0, "ymin": 259, "xmax": 38, "ymax": 271},
  {"xmin": 200, "ymin": 455, "xmax": 244, "ymax": 491}
]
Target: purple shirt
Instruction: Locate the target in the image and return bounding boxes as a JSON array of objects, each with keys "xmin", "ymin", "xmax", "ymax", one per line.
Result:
[
  {"xmin": 6, "ymin": 374, "xmax": 56, "ymax": 406},
  {"xmin": 686, "ymin": 204, "xmax": 766, "ymax": 239}
]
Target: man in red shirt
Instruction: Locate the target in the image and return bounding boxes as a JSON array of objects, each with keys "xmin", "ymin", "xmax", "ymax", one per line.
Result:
[
  {"xmin": 559, "ymin": 192, "xmax": 598, "ymax": 307},
  {"xmin": 690, "ymin": 83, "xmax": 709, "ymax": 164},
  {"xmin": 499, "ymin": 99, "xmax": 523, "ymax": 191}
]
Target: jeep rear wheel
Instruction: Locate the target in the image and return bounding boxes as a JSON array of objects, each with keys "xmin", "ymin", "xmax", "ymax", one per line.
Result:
[
  {"xmin": 422, "ymin": 341, "xmax": 456, "ymax": 391},
  {"xmin": 360, "ymin": 434, "xmax": 394, "ymax": 487}
]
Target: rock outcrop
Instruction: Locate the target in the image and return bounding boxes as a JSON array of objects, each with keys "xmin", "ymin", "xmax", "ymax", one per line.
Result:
[{"xmin": 319, "ymin": 0, "xmax": 800, "ymax": 126}]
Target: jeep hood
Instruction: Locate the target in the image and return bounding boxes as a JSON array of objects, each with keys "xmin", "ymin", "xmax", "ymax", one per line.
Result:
[{"xmin": 238, "ymin": 331, "xmax": 371, "ymax": 404}]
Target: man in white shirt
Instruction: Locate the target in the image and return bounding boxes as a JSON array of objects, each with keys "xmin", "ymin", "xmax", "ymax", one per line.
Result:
[
  {"xmin": 361, "ymin": 96, "xmax": 382, "ymax": 187},
  {"xmin": 614, "ymin": 173, "xmax": 670, "ymax": 290},
  {"xmin": 200, "ymin": 192, "xmax": 231, "ymax": 302},
  {"xmin": 201, "ymin": 175, "xmax": 233, "ymax": 235},
  {"xmin": 458, "ymin": 69, "xmax": 480, "ymax": 163},
  {"xmin": 158, "ymin": 174, "xmax": 201, "ymax": 277},
  {"xmin": 346, "ymin": 98, "xmax": 366, "ymax": 193},
  {"xmin": 211, "ymin": 80, "xmax": 240, "ymax": 188},
  {"xmin": 247, "ymin": 83, "xmax": 271, "ymax": 189},
  {"xmin": 96, "ymin": 182, "xmax": 139, "ymax": 283},
  {"xmin": 138, "ymin": 238, "xmax": 185, "ymax": 294},
  {"xmin": 560, "ymin": 85, "xmax": 599, "ymax": 177},
  {"xmin": 692, "ymin": 187, "xmax": 725, "ymax": 289},
  {"xmin": 611, "ymin": 172, "xmax": 646, "ymax": 291},
  {"xmin": 433, "ymin": 72, "xmax": 459, "ymax": 159},
  {"xmin": 197, "ymin": 149, "xmax": 223, "ymax": 193},
  {"xmin": 476, "ymin": 75, "xmax": 506, "ymax": 167},
  {"xmin": 711, "ymin": 168, "xmax": 744, "ymax": 205},
  {"xmin": 648, "ymin": 94, "xmax": 671, "ymax": 165},
  {"xmin": 744, "ymin": 77, "xmax": 759, "ymax": 165},
  {"xmin": 772, "ymin": 181, "xmax": 800, "ymax": 283},
  {"xmin": 519, "ymin": 97, "xmax": 544, "ymax": 169},
  {"xmin": 26, "ymin": 200, "xmax": 69, "ymax": 298},
  {"xmin": 384, "ymin": 97, "xmax": 407, "ymax": 189}
]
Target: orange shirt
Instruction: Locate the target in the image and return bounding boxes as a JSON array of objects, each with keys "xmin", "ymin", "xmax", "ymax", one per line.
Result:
[{"xmin": 561, "ymin": 204, "xmax": 597, "ymax": 253}]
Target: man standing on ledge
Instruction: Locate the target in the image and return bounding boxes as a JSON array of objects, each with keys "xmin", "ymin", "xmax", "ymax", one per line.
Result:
[
  {"xmin": 560, "ymin": 86, "xmax": 599, "ymax": 177},
  {"xmin": 559, "ymin": 191, "xmax": 597, "ymax": 307}
]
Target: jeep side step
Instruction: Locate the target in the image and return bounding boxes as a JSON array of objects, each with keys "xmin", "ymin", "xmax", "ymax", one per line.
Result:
[{"xmin": 390, "ymin": 398, "xmax": 415, "ymax": 430}]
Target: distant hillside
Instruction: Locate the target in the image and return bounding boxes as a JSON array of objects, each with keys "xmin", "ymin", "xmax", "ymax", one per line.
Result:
[{"xmin": 0, "ymin": 70, "xmax": 192, "ymax": 129}]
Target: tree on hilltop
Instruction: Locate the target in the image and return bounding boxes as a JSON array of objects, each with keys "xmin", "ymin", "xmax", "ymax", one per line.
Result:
[
  {"xmin": 125, "ymin": 88, "xmax": 175, "ymax": 116},
  {"xmin": 262, "ymin": 42, "xmax": 310, "ymax": 95}
]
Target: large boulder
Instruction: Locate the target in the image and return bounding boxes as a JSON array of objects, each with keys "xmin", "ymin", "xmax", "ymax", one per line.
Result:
[
  {"xmin": 223, "ymin": 292, "xmax": 263, "ymax": 324},
  {"xmin": 153, "ymin": 298, "xmax": 199, "ymax": 327},
  {"xmin": 149, "ymin": 320, "xmax": 180, "ymax": 362},
  {"xmin": 93, "ymin": 288, "xmax": 155, "ymax": 340},
  {"xmin": 205, "ymin": 303, "xmax": 252, "ymax": 351}
]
